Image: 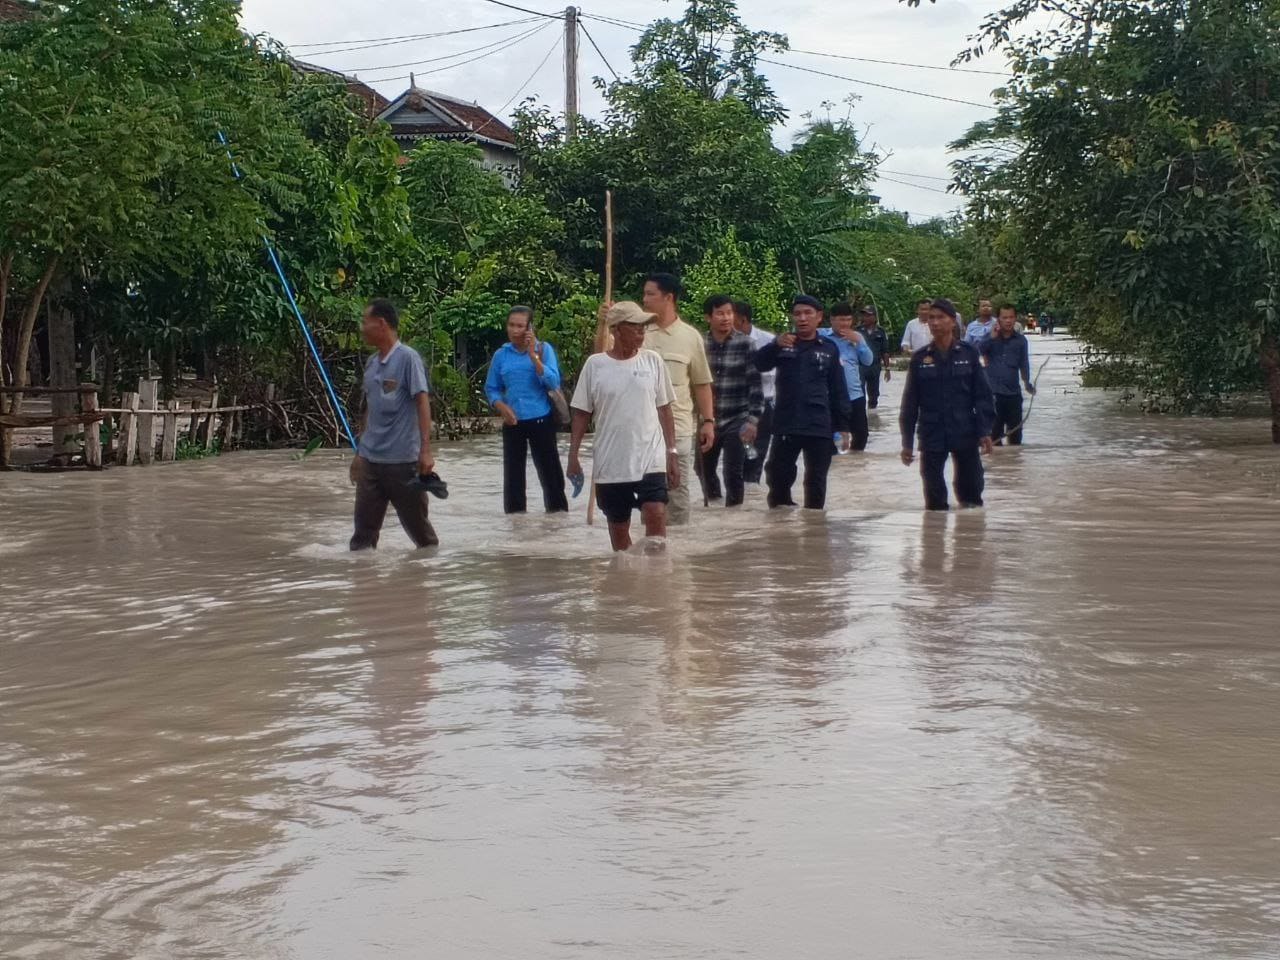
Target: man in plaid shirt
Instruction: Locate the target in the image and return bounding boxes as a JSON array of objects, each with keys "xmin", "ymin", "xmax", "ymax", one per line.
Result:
[{"xmin": 701, "ymin": 294, "xmax": 765, "ymax": 507}]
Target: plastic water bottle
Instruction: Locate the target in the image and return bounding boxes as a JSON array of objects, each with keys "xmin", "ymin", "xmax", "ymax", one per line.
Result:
[
  {"xmin": 833, "ymin": 432, "xmax": 850, "ymax": 455},
  {"xmin": 742, "ymin": 425, "xmax": 758, "ymax": 460}
]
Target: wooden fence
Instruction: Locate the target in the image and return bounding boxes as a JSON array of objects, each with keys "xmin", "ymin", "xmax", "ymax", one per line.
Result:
[{"xmin": 0, "ymin": 377, "xmax": 268, "ymax": 469}]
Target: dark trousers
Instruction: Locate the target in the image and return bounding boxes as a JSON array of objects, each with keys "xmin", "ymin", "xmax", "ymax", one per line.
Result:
[
  {"xmin": 919, "ymin": 446, "xmax": 985, "ymax": 511},
  {"xmin": 702, "ymin": 423, "xmax": 748, "ymax": 507},
  {"xmin": 862, "ymin": 365, "xmax": 882, "ymax": 408},
  {"xmin": 502, "ymin": 415, "xmax": 568, "ymax": 514},
  {"xmin": 992, "ymin": 393, "xmax": 1024, "ymax": 445},
  {"xmin": 743, "ymin": 401, "xmax": 773, "ymax": 483},
  {"xmin": 351, "ymin": 461, "xmax": 439, "ymax": 550},
  {"xmin": 849, "ymin": 396, "xmax": 869, "ymax": 451},
  {"xmin": 766, "ymin": 434, "xmax": 835, "ymax": 509}
]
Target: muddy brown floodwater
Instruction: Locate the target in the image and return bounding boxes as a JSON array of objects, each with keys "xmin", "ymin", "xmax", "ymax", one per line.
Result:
[{"xmin": 2, "ymin": 337, "xmax": 1279, "ymax": 959}]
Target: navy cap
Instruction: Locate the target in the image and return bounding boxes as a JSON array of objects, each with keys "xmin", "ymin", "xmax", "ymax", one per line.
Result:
[
  {"xmin": 931, "ymin": 297, "xmax": 958, "ymax": 320},
  {"xmin": 791, "ymin": 294, "xmax": 824, "ymax": 312}
]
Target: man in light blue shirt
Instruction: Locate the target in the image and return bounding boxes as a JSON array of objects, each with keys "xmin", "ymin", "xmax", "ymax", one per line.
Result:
[
  {"xmin": 964, "ymin": 298, "xmax": 997, "ymax": 345},
  {"xmin": 350, "ymin": 298, "xmax": 439, "ymax": 550},
  {"xmin": 483, "ymin": 306, "xmax": 568, "ymax": 514},
  {"xmin": 820, "ymin": 303, "xmax": 875, "ymax": 451}
]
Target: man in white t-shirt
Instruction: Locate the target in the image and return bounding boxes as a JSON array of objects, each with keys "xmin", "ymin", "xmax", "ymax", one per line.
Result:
[
  {"xmin": 568, "ymin": 301, "xmax": 680, "ymax": 552},
  {"xmin": 901, "ymin": 298, "xmax": 935, "ymax": 354}
]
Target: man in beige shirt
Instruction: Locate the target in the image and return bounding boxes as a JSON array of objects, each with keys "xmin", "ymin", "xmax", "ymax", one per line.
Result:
[{"xmin": 641, "ymin": 272, "xmax": 715, "ymax": 524}]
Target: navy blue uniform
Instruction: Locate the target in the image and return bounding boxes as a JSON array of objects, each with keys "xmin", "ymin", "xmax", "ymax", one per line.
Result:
[
  {"xmin": 857, "ymin": 324, "xmax": 891, "ymax": 408},
  {"xmin": 754, "ymin": 335, "xmax": 852, "ymax": 509},
  {"xmin": 899, "ymin": 339, "xmax": 996, "ymax": 510},
  {"xmin": 979, "ymin": 331, "xmax": 1033, "ymax": 445}
]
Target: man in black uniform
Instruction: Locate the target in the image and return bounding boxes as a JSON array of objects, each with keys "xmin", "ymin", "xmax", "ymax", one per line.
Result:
[
  {"xmin": 856, "ymin": 305, "xmax": 891, "ymax": 409},
  {"xmin": 899, "ymin": 298, "xmax": 996, "ymax": 510},
  {"xmin": 754, "ymin": 295, "xmax": 852, "ymax": 510}
]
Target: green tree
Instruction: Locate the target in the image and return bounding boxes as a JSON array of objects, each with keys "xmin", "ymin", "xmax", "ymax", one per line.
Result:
[
  {"xmin": 630, "ymin": 0, "xmax": 790, "ymax": 124},
  {"xmin": 0, "ymin": 0, "xmax": 307, "ymax": 455},
  {"xmin": 683, "ymin": 228, "xmax": 788, "ymax": 330},
  {"xmin": 945, "ymin": 0, "xmax": 1280, "ymax": 439}
]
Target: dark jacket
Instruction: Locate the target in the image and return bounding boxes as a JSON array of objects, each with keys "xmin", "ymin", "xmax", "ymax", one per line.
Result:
[
  {"xmin": 899, "ymin": 339, "xmax": 996, "ymax": 452},
  {"xmin": 857, "ymin": 324, "xmax": 891, "ymax": 366},
  {"xmin": 754, "ymin": 335, "xmax": 852, "ymax": 437},
  {"xmin": 979, "ymin": 331, "xmax": 1032, "ymax": 396}
]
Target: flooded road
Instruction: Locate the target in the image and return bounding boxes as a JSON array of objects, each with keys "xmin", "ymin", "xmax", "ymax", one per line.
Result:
[{"xmin": 3, "ymin": 337, "xmax": 1279, "ymax": 959}]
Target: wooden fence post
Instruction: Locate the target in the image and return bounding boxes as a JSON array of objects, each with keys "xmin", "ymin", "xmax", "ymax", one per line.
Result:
[
  {"xmin": 136, "ymin": 377, "xmax": 158, "ymax": 465},
  {"xmin": 204, "ymin": 388, "xmax": 219, "ymax": 451},
  {"xmin": 81, "ymin": 385, "xmax": 102, "ymax": 469},
  {"xmin": 187, "ymin": 401, "xmax": 201, "ymax": 443},
  {"xmin": 116, "ymin": 391, "xmax": 139, "ymax": 466},
  {"xmin": 160, "ymin": 400, "xmax": 179, "ymax": 461},
  {"xmin": 220, "ymin": 394, "xmax": 237, "ymax": 450}
]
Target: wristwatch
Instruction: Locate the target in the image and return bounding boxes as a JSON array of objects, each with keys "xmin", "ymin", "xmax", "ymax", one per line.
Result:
[
  {"xmin": 701, "ymin": 418, "xmax": 715, "ymax": 425},
  {"xmin": 667, "ymin": 447, "xmax": 679, "ymax": 455}
]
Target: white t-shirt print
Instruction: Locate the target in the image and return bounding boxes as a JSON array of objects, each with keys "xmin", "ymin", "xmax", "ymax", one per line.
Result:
[{"xmin": 571, "ymin": 349, "xmax": 677, "ymax": 483}]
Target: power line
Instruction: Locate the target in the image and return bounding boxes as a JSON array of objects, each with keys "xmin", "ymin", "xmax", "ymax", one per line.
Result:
[
  {"xmin": 878, "ymin": 168, "xmax": 954, "ymax": 182},
  {"xmin": 290, "ymin": 18, "xmax": 539, "ymax": 53},
  {"xmin": 788, "ymin": 47, "xmax": 1009, "ymax": 77},
  {"xmin": 758, "ymin": 57, "xmax": 997, "ymax": 110},
  {"xmin": 338, "ymin": 21, "xmax": 549, "ymax": 75},
  {"xmin": 576, "ymin": 14, "xmax": 998, "ymax": 110},
  {"xmin": 876, "ymin": 174, "xmax": 959, "ymax": 196},
  {"xmin": 579, "ymin": 21, "xmax": 622, "ymax": 82},
  {"xmin": 471, "ymin": 31, "xmax": 564, "ymax": 136},
  {"xmin": 480, "ymin": 0, "xmax": 564, "ymax": 19}
]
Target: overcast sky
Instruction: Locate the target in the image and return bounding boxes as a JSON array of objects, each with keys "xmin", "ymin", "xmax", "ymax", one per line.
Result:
[{"xmin": 240, "ymin": 0, "xmax": 1012, "ymax": 220}]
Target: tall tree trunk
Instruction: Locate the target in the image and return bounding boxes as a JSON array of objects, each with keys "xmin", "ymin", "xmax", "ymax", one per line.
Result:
[
  {"xmin": 48, "ymin": 277, "xmax": 78, "ymax": 453},
  {"xmin": 1261, "ymin": 332, "xmax": 1280, "ymax": 444},
  {"xmin": 10, "ymin": 253, "xmax": 61, "ymax": 413},
  {"xmin": 0, "ymin": 250, "xmax": 12, "ymax": 388}
]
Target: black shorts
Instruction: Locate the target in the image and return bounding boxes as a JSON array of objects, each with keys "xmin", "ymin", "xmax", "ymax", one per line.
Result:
[{"xmin": 595, "ymin": 472, "xmax": 669, "ymax": 524}]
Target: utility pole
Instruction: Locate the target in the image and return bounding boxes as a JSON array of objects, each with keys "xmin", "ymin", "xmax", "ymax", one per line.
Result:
[{"xmin": 564, "ymin": 6, "xmax": 579, "ymax": 140}]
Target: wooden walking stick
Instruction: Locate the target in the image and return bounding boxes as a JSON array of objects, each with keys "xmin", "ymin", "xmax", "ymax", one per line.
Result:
[{"xmin": 586, "ymin": 190, "xmax": 614, "ymax": 526}]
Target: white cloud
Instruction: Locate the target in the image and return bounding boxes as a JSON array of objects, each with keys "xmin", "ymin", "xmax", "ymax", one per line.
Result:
[{"xmin": 241, "ymin": 0, "xmax": 1012, "ymax": 219}]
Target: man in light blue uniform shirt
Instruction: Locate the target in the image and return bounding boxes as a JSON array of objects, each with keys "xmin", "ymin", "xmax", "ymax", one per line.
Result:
[
  {"xmin": 349, "ymin": 298, "xmax": 439, "ymax": 550},
  {"xmin": 484, "ymin": 305, "xmax": 569, "ymax": 514},
  {"xmin": 964, "ymin": 298, "xmax": 997, "ymax": 345},
  {"xmin": 820, "ymin": 303, "xmax": 876, "ymax": 451}
]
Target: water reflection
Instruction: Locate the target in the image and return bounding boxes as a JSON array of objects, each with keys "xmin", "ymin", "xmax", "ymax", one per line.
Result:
[{"xmin": 2, "ymin": 338, "xmax": 1279, "ymax": 958}]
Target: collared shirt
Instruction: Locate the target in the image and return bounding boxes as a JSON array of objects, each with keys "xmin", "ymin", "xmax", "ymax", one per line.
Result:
[
  {"xmin": 964, "ymin": 318, "xmax": 996, "ymax": 345},
  {"xmin": 899, "ymin": 338, "xmax": 996, "ymax": 452},
  {"xmin": 818, "ymin": 327, "xmax": 875, "ymax": 401},
  {"xmin": 744, "ymin": 324, "xmax": 777, "ymax": 401},
  {"xmin": 979, "ymin": 330, "xmax": 1032, "ymax": 396},
  {"xmin": 484, "ymin": 340, "xmax": 562, "ymax": 422},
  {"xmin": 858, "ymin": 323, "xmax": 891, "ymax": 365},
  {"xmin": 704, "ymin": 330, "xmax": 764, "ymax": 429},
  {"xmin": 645, "ymin": 317, "xmax": 713, "ymax": 440},
  {"xmin": 359, "ymin": 340, "xmax": 430, "ymax": 463},
  {"xmin": 902, "ymin": 318, "xmax": 933, "ymax": 353},
  {"xmin": 754, "ymin": 335, "xmax": 852, "ymax": 437}
]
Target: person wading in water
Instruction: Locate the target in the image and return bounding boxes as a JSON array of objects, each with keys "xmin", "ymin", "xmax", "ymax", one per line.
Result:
[
  {"xmin": 899, "ymin": 298, "xmax": 996, "ymax": 510},
  {"xmin": 641, "ymin": 273, "xmax": 715, "ymax": 524},
  {"xmin": 349, "ymin": 298, "xmax": 440, "ymax": 550},
  {"xmin": 753, "ymin": 295, "xmax": 852, "ymax": 510},
  {"xmin": 980, "ymin": 304, "xmax": 1036, "ymax": 446},
  {"xmin": 484, "ymin": 305, "xmax": 569, "ymax": 514},
  {"xmin": 567, "ymin": 302, "xmax": 680, "ymax": 552},
  {"xmin": 702, "ymin": 294, "xmax": 764, "ymax": 507}
]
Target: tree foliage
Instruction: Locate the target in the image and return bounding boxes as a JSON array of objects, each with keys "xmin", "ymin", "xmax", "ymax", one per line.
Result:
[{"xmin": 948, "ymin": 0, "xmax": 1280, "ymax": 438}]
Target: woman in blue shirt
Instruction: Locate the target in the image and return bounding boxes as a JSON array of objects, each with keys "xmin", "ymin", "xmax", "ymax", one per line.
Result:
[{"xmin": 484, "ymin": 306, "xmax": 569, "ymax": 514}]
